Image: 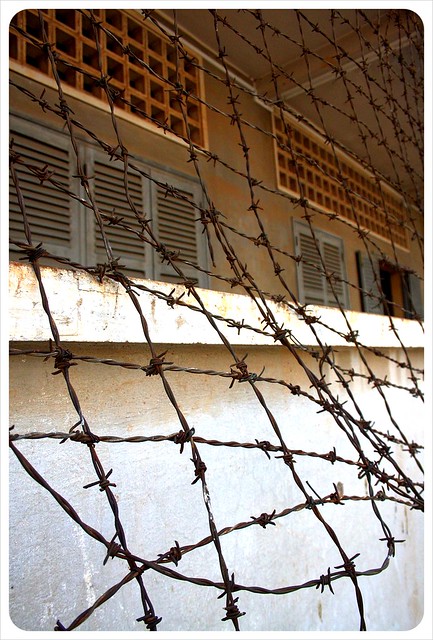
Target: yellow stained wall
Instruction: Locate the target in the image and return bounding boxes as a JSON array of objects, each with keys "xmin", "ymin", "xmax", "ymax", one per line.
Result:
[{"xmin": 9, "ymin": 61, "xmax": 423, "ymax": 312}]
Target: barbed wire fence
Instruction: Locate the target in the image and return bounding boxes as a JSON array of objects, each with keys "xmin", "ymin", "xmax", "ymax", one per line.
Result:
[{"xmin": 8, "ymin": 8, "xmax": 424, "ymax": 632}]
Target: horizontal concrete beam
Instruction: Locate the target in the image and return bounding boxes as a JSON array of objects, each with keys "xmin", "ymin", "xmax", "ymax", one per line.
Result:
[{"xmin": 9, "ymin": 263, "xmax": 424, "ymax": 348}]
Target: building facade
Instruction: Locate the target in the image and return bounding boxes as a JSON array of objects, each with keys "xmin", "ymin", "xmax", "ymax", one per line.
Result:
[{"xmin": 9, "ymin": 8, "xmax": 424, "ymax": 317}]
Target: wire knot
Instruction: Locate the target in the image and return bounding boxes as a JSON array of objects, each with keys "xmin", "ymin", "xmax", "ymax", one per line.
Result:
[
  {"xmin": 144, "ymin": 351, "xmax": 170, "ymax": 376},
  {"xmin": 191, "ymin": 459, "xmax": 207, "ymax": 484},
  {"xmin": 335, "ymin": 553, "xmax": 360, "ymax": 575},
  {"xmin": 173, "ymin": 427, "xmax": 195, "ymax": 453},
  {"xmin": 326, "ymin": 447, "xmax": 337, "ymax": 464},
  {"xmin": 52, "ymin": 347, "xmax": 76, "ymax": 376},
  {"xmin": 69, "ymin": 431, "xmax": 100, "ymax": 444},
  {"xmin": 158, "ymin": 540, "xmax": 183, "ymax": 566},
  {"xmin": 103, "ymin": 535, "xmax": 122, "ymax": 565},
  {"xmin": 316, "ymin": 567, "xmax": 335, "ymax": 594},
  {"xmin": 17, "ymin": 241, "xmax": 49, "ymax": 263},
  {"xmin": 221, "ymin": 598, "xmax": 245, "ymax": 623},
  {"xmin": 136, "ymin": 612, "xmax": 162, "ymax": 630},
  {"xmin": 83, "ymin": 469, "xmax": 116, "ymax": 492},
  {"xmin": 254, "ymin": 439, "xmax": 275, "ymax": 459},
  {"xmin": 276, "ymin": 451, "xmax": 296, "ymax": 466},
  {"xmin": 251, "ymin": 510, "xmax": 276, "ymax": 528}
]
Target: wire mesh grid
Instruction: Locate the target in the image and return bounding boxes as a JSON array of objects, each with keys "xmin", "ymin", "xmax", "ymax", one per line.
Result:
[{"xmin": 8, "ymin": 8, "xmax": 424, "ymax": 632}]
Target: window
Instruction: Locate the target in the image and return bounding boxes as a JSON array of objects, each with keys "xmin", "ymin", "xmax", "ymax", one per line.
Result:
[
  {"xmin": 274, "ymin": 113, "xmax": 409, "ymax": 249},
  {"xmin": 10, "ymin": 9, "xmax": 205, "ymax": 145},
  {"xmin": 9, "ymin": 121, "xmax": 80, "ymax": 262},
  {"xmin": 294, "ymin": 221, "xmax": 348, "ymax": 308},
  {"xmin": 356, "ymin": 251, "xmax": 423, "ymax": 319},
  {"xmin": 9, "ymin": 115, "xmax": 208, "ymax": 287}
]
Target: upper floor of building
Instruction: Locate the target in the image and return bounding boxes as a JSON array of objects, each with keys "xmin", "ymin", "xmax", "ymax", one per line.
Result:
[{"xmin": 8, "ymin": 8, "xmax": 424, "ymax": 320}]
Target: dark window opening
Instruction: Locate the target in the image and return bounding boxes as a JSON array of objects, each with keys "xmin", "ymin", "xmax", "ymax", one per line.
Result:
[{"xmin": 379, "ymin": 262, "xmax": 396, "ymax": 317}]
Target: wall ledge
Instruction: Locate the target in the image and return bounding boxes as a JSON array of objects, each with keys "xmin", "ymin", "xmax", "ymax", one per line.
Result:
[{"xmin": 9, "ymin": 263, "xmax": 424, "ymax": 348}]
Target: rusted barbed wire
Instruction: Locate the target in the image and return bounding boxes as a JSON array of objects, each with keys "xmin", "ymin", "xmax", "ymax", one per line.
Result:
[{"xmin": 8, "ymin": 7, "xmax": 423, "ymax": 632}]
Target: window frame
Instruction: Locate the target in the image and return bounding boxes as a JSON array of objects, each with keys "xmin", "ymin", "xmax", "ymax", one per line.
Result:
[
  {"xmin": 151, "ymin": 168, "xmax": 208, "ymax": 285},
  {"xmin": 84, "ymin": 145, "xmax": 154, "ymax": 277},
  {"xmin": 293, "ymin": 219, "xmax": 349, "ymax": 309},
  {"xmin": 356, "ymin": 250, "xmax": 423, "ymax": 319},
  {"xmin": 9, "ymin": 113, "xmax": 83, "ymax": 263}
]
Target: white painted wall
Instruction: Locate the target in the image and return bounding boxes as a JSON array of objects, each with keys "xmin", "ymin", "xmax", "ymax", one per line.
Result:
[{"xmin": 7, "ymin": 264, "xmax": 424, "ymax": 633}]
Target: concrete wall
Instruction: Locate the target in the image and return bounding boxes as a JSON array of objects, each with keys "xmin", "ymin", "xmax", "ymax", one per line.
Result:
[{"xmin": 7, "ymin": 264, "xmax": 424, "ymax": 633}]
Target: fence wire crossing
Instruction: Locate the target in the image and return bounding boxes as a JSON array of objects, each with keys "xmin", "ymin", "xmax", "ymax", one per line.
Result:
[{"xmin": 8, "ymin": 8, "xmax": 424, "ymax": 632}]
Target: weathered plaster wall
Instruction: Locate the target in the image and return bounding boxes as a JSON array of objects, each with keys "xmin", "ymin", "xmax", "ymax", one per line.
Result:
[
  {"xmin": 9, "ymin": 264, "xmax": 423, "ymax": 348},
  {"xmin": 9, "ymin": 342, "xmax": 424, "ymax": 632},
  {"xmin": 8, "ymin": 265, "xmax": 424, "ymax": 633}
]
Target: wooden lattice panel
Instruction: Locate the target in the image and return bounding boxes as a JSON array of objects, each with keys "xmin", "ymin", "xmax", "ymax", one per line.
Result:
[
  {"xmin": 10, "ymin": 9, "xmax": 204, "ymax": 145},
  {"xmin": 274, "ymin": 113, "xmax": 409, "ymax": 249}
]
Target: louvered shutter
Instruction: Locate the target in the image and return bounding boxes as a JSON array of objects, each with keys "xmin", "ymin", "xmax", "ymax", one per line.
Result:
[
  {"xmin": 322, "ymin": 235, "xmax": 347, "ymax": 308},
  {"xmin": 9, "ymin": 117, "xmax": 79, "ymax": 261},
  {"xmin": 152, "ymin": 171, "xmax": 207, "ymax": 287},
  {"xmin": 91, "ymin": 151, "xmax": 151, "ymax": 277},
  {"xmin": 294, "ymin": 222, "xmax": 348, "ymax": 308},
  {"xmin": 356, "ymin": 251, "xmax": 383, "ymax": 314},
  {"xmin": 404, "ymin": 272, "xmax": 423, "ymax": 320},
  {"xmin": 296, "ymin": 229, "xmax": 326, "ymax": 305}
]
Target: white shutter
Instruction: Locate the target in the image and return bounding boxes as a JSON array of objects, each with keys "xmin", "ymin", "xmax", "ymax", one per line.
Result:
[
  {"xmin": 9, "ymin": 118, "xmax": 79, "ymax": 261},
  {"xmin": 323, "ymin": 235, "xmax": 347, "ymax": 308},
  {"xmin": 296, "ymin": 230, "xmax": 326, "ymax": 305},
  {"xmin": 152, "ymin": 171, "xmax": 207, "ymax": 287},
  {"xmin": 91, "ymin": 152, "xmax": 150, "ymax": 277},
  {"xmin": 10, "ymin": 118, "xmax": 208, "ymax": 286},
  {"xmin": 294, "ymin": 221, "xmax": 348, "ymax": 308}
]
